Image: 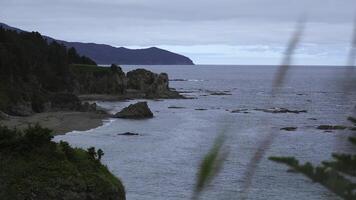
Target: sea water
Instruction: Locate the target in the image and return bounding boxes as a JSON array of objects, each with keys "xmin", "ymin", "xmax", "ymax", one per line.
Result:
[{"xmin": 55, "ymin": 65, "xmax": 356, "ymax": 200}]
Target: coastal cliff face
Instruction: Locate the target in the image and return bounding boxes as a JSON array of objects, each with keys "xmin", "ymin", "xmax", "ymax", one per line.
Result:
[
  {"xmin": 127, "ymin": 68, "xmax": 181, "ymax": 98},
  {"xmin": 71, "ymin": 66, "xmax": 182, "ymax": 99},
  {"xmin": 71, "ymin": 64, "xmax": 127, "ymax": 95},
  {"xmin": 0, "ymin": 27, "xmax": 182, "ymax": 116}
]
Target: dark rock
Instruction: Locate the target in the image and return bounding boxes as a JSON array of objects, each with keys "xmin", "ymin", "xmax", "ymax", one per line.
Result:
[
  {"xmin": 195, "ymin": 108, "xmax": 207, "ymax": 111},
  {"xmin": 118, "ymin": 132, "xmax": 140, "ymax": 136},
  {"xmin": 280, "ymin": 127, "xmax": 297, "ymax": 131},
  {"xmin": 308, "ymin": 118, "xmax": 318, "ymax": 121},
  {"xmin": 168, "ymin": 106, "xmax": 186, "ymax": 109},
  {"xmin": 114, "ymin": 102, "xmax": 153, "ymax": 119},
  {"xmin": 210, "ymin": 92, "xmax": 232, "ymax": 96},
  {"xmin": 347, "ymin": 116, "xmax": 356, "ymax": 124},
  {"xmin": 349, "ymin": 127, "xmax": 356, "ymax": 131},
  {"xmin": 80, "ymin": 102, "xmax": 97, "ymax": 112},
  {"xmin": 254, "ymin": 107, "xmax": 307, "ymax": 114},
  {"xmin": 317, "ymin": 125, "xmax": 348, "ymax": 130},
  {"xmin": 231, "ymin": 109, "xmax": 249, "ymax": 113},
  {"xmin": 127, "ymin": 68, "xmax": 183, "ymax": 99}
]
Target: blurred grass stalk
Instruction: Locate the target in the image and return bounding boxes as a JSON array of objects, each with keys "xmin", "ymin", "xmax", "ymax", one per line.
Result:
[
  {"xmin": 272, "ymin": 17, "xmax": 306, "ymax": 94},
  {"xmin": 192, "ymin": 14, "xmax": 356, "ymax": 200},
  {"xmin": 347, "ymin": 16, "xmax": 356, "ymax": 67},
  {"xmin": 192, "ymin": 18, "xmax": 305, "ymax": 200},
  {"xmin": 192, "ymin": 129, "xmax": 229, "ymax": 200},
  {"xmin": 240, "ymin": 18, "xmax": 306, "ymax": 200}
]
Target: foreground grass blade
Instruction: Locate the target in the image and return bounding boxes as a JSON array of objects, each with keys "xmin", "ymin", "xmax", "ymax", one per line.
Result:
[
  {"xmin": 272, "ymin": 17, "xmax": 306, "ymax": 93},
  {"xmin": 192, "ymin": 132, "xmax": 228, "ymax": 200},
  {"xmin": 240, "ymin": 18, "xmax": 305, "ymax": 200},
  {"xmin": 347, "ymin": 17, "xmax": 356, "ymax": 67}
]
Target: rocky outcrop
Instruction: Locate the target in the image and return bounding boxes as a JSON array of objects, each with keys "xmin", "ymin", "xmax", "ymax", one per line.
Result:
[
  {"xmin": 71, "ymin": 64, "xmax": 127, "ymax": 95},
  {"xmin": 2, "ymin": 65, "xmax": 182, "ymax": 117},
  {"xmin": 126, "ymin": 68, "xmax": 183, "ymax": 99},
  {"xmin": 114, "ymin": 102, "xmax": 153, "ymax": 119}
]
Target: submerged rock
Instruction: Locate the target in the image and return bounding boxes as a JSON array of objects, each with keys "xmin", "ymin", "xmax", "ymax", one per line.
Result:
[
  {"xmin": 118, "ymin": 132, "xmax": 140, "ymax": 136},
  {"xmin": 168, "ymin": 106, "xmax": 186, "ymax": 109},
  {"xmin": 254, "ymin": 107, "xmax": 307, "ymax": 114},
  {"xmin": 231, "ymin": 109, "xmax": 249, "ymax": 113},
  {"xmin": 280, "ymin": 127, "xmax": 297, "ymax": 131},
  {"xmin": 114, "ymin": 102, "xmax": 153, "ymax": 119},
  {"xmin": 195, "ymin": 108, "xmax": 207, "ymax": 111},
  {"xmin": 317, "ymin": 125, "xmax": 348, "ymax": 130},
  {"xmin": 210, "ymin": 92, "xmax": 232, "ymax": 96}
]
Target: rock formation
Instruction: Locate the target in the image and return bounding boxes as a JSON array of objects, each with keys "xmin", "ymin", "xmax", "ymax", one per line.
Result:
[
  {"xmin": 114, "ymin": 102, "xmax": 153, "ymax": 119},
  {"xmin": 126, "ymin": 68, "xmax": 182, "ymax": 98}
]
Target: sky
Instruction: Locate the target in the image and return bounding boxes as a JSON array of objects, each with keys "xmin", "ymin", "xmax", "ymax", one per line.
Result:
[{"xmin": 1, "ymin": 0, "xmax": 356, "ymax": 65}]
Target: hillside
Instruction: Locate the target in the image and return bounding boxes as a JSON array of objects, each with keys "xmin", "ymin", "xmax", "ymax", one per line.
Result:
[
  {"xmin": 0, "ymin": 125, "xmax": 126, "ymax": 200},
  {"xmin": 0, "ymin": 22, "xmax": 194, "ymax": 65}
]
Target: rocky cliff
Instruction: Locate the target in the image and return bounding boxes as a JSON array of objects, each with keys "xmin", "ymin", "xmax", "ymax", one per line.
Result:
[{"xmin": 71, "ymin": 64, "xmax": 182, "ymax": 99}]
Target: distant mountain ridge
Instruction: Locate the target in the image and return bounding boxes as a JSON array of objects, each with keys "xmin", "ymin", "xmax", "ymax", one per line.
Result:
[{"xmin": 0, "ymin": 22, "xmax": 194, "ymax": 65}]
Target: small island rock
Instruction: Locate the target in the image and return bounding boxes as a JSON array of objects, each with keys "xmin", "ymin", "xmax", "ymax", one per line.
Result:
[{"xmin": 114, "ymin": 102, "xmax": 153, "ymax": 119}]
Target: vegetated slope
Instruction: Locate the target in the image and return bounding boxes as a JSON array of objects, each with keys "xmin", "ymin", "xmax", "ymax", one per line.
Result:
[
  {"xmin": 0, "ymin": 27, "xmax": 96, "ymax": 115},
  {"xmin": 0, "ymin": 125, "xmax": 126, "ymax": 200}
]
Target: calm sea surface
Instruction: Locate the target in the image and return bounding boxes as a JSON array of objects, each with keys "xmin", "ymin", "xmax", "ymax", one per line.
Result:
[{"xmin": 55, "ymin": 65, "xmax": 356, "ymax": 200}]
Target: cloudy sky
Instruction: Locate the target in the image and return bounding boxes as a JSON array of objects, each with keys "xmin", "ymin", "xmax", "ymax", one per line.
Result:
[{"xmin": 1, "ymin": 0, "xmax": 355, "ymax": 65}]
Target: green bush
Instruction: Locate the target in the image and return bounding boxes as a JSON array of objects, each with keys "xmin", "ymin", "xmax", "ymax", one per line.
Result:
[{"xmin": 0, "ymin": 125, "xmax": 126, "ymax": 200}]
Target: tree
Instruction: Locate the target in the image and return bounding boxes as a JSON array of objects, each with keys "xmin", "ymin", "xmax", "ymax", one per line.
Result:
[
  {"xmin": 97, "ymin": 149, "xmax": 104, "ymax": 161},
  {"xmin": 110, "ymin": 64, "xmax": 118, "ymax": 72},
  {"xmin": 87, "ymin": 147, "xmax": 97, "ymax": 160}
]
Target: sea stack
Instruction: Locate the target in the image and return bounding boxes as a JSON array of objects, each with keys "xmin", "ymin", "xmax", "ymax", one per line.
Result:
[{"xmin": 114, "ymin": 102, "xmax": 154, "ymax": 119}]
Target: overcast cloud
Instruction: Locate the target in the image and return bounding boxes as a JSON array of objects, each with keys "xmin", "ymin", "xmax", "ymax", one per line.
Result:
[{"xmin": 1, "ymin": 0, "xmax": 356, "ymax": 65}]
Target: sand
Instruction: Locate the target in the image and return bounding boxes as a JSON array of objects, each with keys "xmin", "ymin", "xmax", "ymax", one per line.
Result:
[{"xmin": 0, "ymin": 111, "xmax": 110, "ymax": 135}]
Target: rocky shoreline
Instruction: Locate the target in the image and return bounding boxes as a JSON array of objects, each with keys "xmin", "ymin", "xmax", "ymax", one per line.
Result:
[{"xmin": 0, "ymin": 66, "xmax": 184, "ymax": 135}]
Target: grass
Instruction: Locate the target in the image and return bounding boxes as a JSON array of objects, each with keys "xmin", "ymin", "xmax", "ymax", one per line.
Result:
[{"xmin": 70, "ymin": 64, "xmax": 111, "ymax": 73}]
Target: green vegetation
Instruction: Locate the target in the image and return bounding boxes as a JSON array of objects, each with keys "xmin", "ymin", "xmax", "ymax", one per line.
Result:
[
  {"xmin": 0, "ymin": 125, "xmax": 125, "ymax": 200},
  {"xmin": 193, "ymin": 132, "xmax": 228, "ymax": 199},
  {"xmin": 70, "ymin": 64, "xmax": 111, "ymax": 73},
  {"xmin": 0, "ymin": 27, "xmax": 96, "ymax": 114},
  {"xmin": 269, "ymin": 117, "xmax": 356, "ymax": 200}
]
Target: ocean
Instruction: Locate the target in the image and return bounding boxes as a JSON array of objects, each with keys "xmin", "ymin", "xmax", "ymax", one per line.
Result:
[{"xmin": 54, "ymin": 65, "xmax": 355, "ymax": 200}]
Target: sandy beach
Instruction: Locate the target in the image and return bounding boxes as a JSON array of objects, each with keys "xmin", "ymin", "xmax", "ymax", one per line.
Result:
[{"xmin": 0, "ymin": 111, "xmax": 110, "ymax": 135}]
